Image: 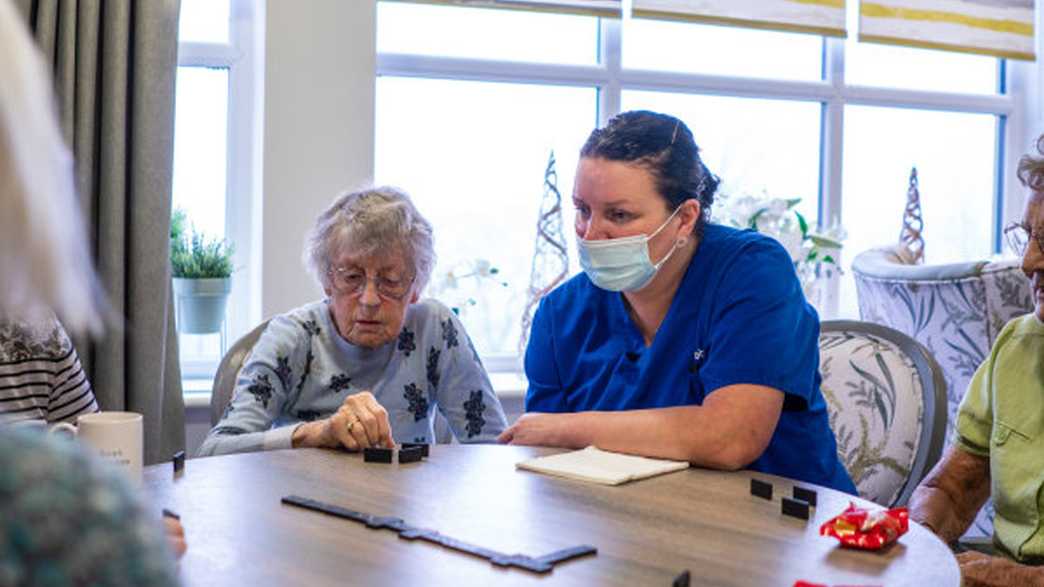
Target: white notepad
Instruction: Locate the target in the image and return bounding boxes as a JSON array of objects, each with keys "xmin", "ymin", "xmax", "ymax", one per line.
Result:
[{"xmin": 516, "ymin": 446, "xmax": 690, "ymax": 486}]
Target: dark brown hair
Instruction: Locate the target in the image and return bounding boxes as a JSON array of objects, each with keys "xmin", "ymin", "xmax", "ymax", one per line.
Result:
[{"xmin": 580, "ymin": 110, "xmax": 719, "ymax": 228}]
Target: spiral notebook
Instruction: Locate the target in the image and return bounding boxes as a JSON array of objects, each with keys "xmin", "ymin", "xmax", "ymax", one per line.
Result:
[{"xmin": 516, "ymin": 446, "xmax": 690, "ymax": 486}]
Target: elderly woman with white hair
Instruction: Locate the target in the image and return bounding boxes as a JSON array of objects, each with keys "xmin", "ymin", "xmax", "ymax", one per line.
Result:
[{"xmin": 199, "ymin": 187, "xmax": 508, "ymax": 456}]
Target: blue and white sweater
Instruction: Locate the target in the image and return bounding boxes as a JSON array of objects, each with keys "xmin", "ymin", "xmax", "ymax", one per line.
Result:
[{"xmin": 198, "ymin": 299, "xmax": 507, "ymax": 456}]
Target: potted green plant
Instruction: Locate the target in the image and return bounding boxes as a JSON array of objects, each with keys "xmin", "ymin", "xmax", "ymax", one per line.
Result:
[{"xmin": 170, "ymin": 209, "xmax": 235, "ymax": 334}]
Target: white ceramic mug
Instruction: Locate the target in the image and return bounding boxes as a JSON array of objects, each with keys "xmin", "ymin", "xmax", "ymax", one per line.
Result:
[{"xmin": 70, "ymin": 412, "xmax": 145, "ymax": 486}]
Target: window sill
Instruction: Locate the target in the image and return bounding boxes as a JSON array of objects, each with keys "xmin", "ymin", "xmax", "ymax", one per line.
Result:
[
  {"xmin": 182, "ymin": 371, "xmax": 527, "ymax": 410},
  {"xmin": 183, "ymin": 378, "xmax": 214, "ymax": 409},
  {"xmin": 489, "ymin": 371, "xmax": 527, "ymax": 398}
]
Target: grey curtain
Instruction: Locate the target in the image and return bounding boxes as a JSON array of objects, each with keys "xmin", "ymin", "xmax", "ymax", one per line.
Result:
[{"xmin": 14, "ymin": 0, "xmax": 185, "ymax": 464}]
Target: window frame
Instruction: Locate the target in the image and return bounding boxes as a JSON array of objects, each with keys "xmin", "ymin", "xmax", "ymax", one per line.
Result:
[
  {"xmin": 375, "ymin": 7, "xmax": 1027, "ymax": 372},
  {"xmin": 176, "ymin": 0, "xmax": 262, "ymax": 383}
]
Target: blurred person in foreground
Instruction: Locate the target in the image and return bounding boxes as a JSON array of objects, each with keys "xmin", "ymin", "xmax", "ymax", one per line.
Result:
[{"xmin": 0, "ymin": 0, "xmax": 184, "ymax": 582}]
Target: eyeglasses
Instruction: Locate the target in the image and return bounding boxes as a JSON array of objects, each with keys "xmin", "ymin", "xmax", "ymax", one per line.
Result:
[
  {"xmin": 1003, "ymin": 222, "xmax": 1044, "ymax": 257},
  {"xmin": 328, "ymin": 266, "xmax": 415, "ymax": 300}
]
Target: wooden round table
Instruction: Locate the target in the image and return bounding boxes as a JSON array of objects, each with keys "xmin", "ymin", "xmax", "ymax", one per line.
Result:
[{"xmin": 145, "ymin": 446, "xmax": 960, "ymax": 586}]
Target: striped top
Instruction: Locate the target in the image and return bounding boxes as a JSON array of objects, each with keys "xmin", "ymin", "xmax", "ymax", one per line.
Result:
[{"xmin": 0, "ymin": 315, "xmax": 98, "ymax": 424}]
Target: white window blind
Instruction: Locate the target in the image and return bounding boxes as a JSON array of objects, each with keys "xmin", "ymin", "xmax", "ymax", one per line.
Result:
[
  {"xmin": 632, "ymin": 0, "xmax": 848, "ymax": 37},
  {"xmin": 381, "ymin": 0, "xmax": 620, "ymax": 17},
  {"xmin": 859, "ymin": 0, "xmax": 1036, "ymax": 60}
]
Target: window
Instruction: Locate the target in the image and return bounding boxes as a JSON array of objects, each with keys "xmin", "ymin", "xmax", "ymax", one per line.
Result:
[
  {"xmin": 375, "ymin": 77, "xmax": 595, "ymax": 356},
  {"xmin": 839, "ymin": 106, "xmax": 999, "ymax": 314},
  {"xmin": 173, "ymin": 67, "xmax": 229, "ymax": 240},
  {"xmin": 377, "ymin": 2, "xmax": 599, "ymax": 65},
  {"xmin": 845, "ymin": 41, "xmax": 999, "ymax": 95},
  {"xmin": 376, "ymin": 2, "xmax": 1019, "ymax": 370},
  {"xmin": 620, "ymin": 91, "xmax": 822, "ymax": 223},
  {"xmin": 178, "ymin": 0, "xmax": 230, "ymax": 43},
  {"xmin": 174, "ymin": 0, "xmax": 261, "ymax": 387},
  {"xmin": 622, "ymin": 18, "xmax": 822, "ymax": 82}
]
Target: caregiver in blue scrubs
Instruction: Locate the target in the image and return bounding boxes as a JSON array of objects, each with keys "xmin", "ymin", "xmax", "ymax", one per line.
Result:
[{"xmin": 499, "ymin": 110, "xmax": 855, "ymax": 493}]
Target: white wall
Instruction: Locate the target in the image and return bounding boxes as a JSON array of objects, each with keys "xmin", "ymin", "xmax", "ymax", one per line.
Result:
[{"xmin": 261, "ymin": 0, "xmax": 377, "ymax": 318}]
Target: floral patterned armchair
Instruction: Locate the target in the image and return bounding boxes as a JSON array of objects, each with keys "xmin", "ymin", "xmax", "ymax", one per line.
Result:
[
  {"xmin": 819, "ymin": 320, "xmax": 947, "ymax": 507},
  {"xmin": 852, "ymin": 246, "xmax": 1032, "ymax": 435},
  {"xmin": 851, "ymin": 246, "xmax": 1033, "ymax": 532}
]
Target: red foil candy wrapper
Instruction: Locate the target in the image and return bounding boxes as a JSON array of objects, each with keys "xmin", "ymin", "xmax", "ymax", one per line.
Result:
[{"xmin": 819, "ymin": 502, "xmax": 909, "ymax": 550}]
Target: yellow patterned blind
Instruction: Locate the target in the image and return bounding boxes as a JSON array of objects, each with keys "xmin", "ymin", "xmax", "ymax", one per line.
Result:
[
  {"xmin": 382, "ymin": 0, "xmax": 621, "ymax": 18},
  {"xmin": 859, "ymin": 0, "xmax": 1036, "ymax": 60},
  {"xmin": 631, "ymin": 0, "xmax": 847, "ymax": 37}
]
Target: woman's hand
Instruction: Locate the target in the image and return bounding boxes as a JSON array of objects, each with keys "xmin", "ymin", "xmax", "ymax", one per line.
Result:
[
  {"xmin": 292, "ymin": 391, "xmax": 394, "ymax": 450},
  {"xmin": 497, "ymin": 413, "xmax": 578, "ymax": 448},
  {"xmin": 163, "ymin": 516, "xmax": 187, "ymax": 559},
  {"xmin": 957, "ymin": 551, "xmax": 1043, "ymax": 587},
  {"xmin": 908, "ymin": 447, "xmax": 991, "ymax": 544},
  {"xmin": 499, "ymin": 387, "xmax": 781, "ymax": 466}
]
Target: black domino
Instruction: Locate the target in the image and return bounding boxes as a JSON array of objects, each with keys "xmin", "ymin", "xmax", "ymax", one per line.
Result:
[
  {"xmin": 750, "ymin": 478, "xmax": 773, "ymax": 500},
  {"xmin": 401, "ymin": 442, "xmax": 429, "ymax": 457},
  {"xmin": 363, "ymin": 447, "xmax": 393, "ymax": 463},
  {"xmin": 793, "ymin": 486, "xmax": 818, "ymax": 507},
  {"xmin": 781, "ymin": 496, "xmax": 810, "ymax": 520},
  {"xmin": 398, "ymin": 445, "xmax": 424, "ymax": 463},
  {"xmin": 172, "ymin": 450, "xmax": 186, "ymax": 474}
]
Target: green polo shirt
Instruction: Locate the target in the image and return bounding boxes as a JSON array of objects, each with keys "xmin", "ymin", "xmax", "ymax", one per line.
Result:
[{"xmin": 956, "ymin": 313, "xmax": 1044, "ymax": 563}]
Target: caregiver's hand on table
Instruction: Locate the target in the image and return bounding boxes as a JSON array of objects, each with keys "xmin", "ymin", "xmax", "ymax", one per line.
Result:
[{"xmin": 497, "ymin": 413, "xmax": 577, "ymax": 448}]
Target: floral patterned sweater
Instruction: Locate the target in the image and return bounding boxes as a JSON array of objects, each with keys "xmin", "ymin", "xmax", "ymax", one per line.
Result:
[{"xmin": 198, "ymin": 299, "xmax": 507, "ymax": 456}]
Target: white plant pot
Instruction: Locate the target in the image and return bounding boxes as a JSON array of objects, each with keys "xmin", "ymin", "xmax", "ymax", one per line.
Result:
[{"xmin": 173, "ymin": 277, "xmax": 231, "ymax": 334}]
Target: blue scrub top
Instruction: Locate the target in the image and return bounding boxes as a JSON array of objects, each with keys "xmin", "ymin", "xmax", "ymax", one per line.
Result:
[{"xmin": 525, "ymin": 223, "xmax": 856, "ymax": 494}]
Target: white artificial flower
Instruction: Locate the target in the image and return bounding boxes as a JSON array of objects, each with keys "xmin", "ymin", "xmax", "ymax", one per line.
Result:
[
  {"xmin": 440, "ymin": 269, "xmax": 458, "ymax": 291},
  {"xmin": 729, "ymin": 196, "xmax": 762, "ymax": 226},
  {"xmin": 779, "ymin": 230, "xmax": 806, "ymax": 264},
  {"xmin": 473, "ymin": 259, "xmax": 492, "ymax": 276},
  {"xmin": 715, "ymin": 191, "xmax": 845, "ymax": 274},
  {"xmin": 766, "ymin": 198, "xmax": 790, "ymax": 219}
]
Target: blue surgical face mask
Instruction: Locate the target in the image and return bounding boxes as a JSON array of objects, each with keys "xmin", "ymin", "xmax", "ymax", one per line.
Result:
[{"xmin": 578, "ymin": 208, "xmax": 683, "ymax": 292}]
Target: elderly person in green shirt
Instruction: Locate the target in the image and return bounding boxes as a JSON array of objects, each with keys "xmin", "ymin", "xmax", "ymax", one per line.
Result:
[{"xmin": 909, "ymin": 137, "xmax": 1044, "ymax": 587}]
